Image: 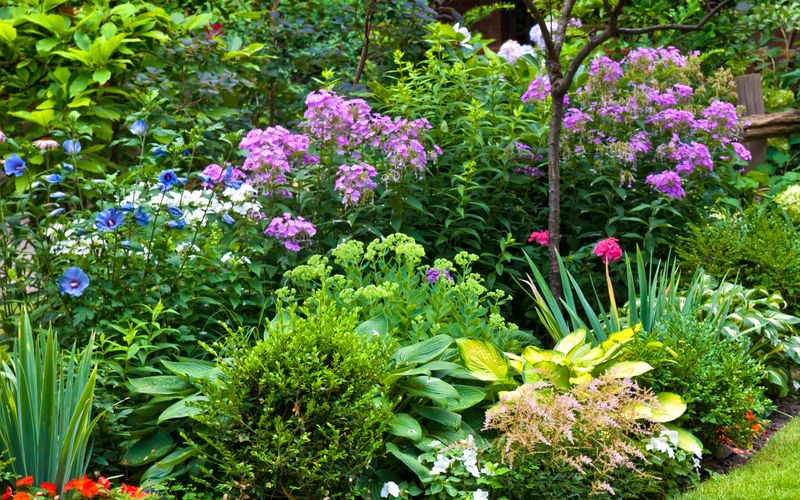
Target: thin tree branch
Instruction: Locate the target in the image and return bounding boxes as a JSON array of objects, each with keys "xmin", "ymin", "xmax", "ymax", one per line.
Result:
[
  {"xmin": 353, "ymin": 0, "xmax": 377, "ymax": 85},
  {"xmin": 616, "ymin": 0, "xmax": 734, "ymax": 35},
  {"xmin": 553, "ymin": 0, "xmax": 578, "ymax": 53},
  {"xmin": 557, "ymin": 0, "xmax": 628, "ymax": 94},
  {"xmin": 520, "ymin": 0, "xmax": 558, "ymax": 61}
]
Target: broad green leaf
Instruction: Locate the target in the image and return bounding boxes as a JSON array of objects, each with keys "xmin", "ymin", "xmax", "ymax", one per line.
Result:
[
  {"xmin": 35, "ymin": 37, "xmax": 59, "ymax": 54},
  {"xmin": 0, "ymin": 22, "xmax": 17, "ymax": 44},
  {"xmin": 664, "ymin": 424, "xmax": 704, "ymax": 456},
  {"xmin": 157, "ymin": 396, "xmax": 206, "ymax": 423},
  {"xmin": 521, "ymin": 345, "xmax": 565, "ymax": 365},
  {"xmin": 399, "ymin": 376, "xmax": 459, "ymax": 403},
  {"xmin": 121, "ymin": 432, "xmax": 174, "ymax": 466},
  {"xmin": 554, "ymin": 328, "xmax": 586, "ymax": 357},
  {"xmin": 354, "ymin": 315, "xmax": 388, "ymax": 338},
  {"xmin": 161, "ymin": 358, "xmax": 221, "ymax": 381},
  {"xmin": 524, "ymin": 361, "xmax": 570, "ymax": 390},
  {"xmin": 92, "ymin": 69, "xmax": 111, "ymax": 85},
  {"xmin": 9, "ymin": 109, "xmax": 54, "ymax": 128},
  {"xmin": 636, "ymin": 392, "xmax": 687, "ymax": 423},
  {"xmin": 388, "ymin": 413, "xmax": 423, "ymax": 442},
  {"xmin": 605, "ymin": 361, "xmax": 653, "ymax": 378},
  {"xmin": 392, "ymin": 335, "xmax": 453, "ymax": 366},
  {"xmin": 386, "ymin": 442, "xmax": 430, "ymax": 481},
  {"xmin": 128, "ymin": 376, "xmax": 191, "ymax": 395},
  {"xmin": 448, "ymin": 385, "xmax": 486, "ymax": 411},
  {"xmin": 412, "ymin": 405, "xmax": 462, "ymax": 430},
  {"xmin": 456, "ymin": 338, "xmax": 509, "ymax": 382}
]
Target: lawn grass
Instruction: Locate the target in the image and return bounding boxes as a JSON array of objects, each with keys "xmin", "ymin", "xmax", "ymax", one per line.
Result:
[{"xmin": 681, "ymin": 416, "xmax": 800, "ymax": 500}]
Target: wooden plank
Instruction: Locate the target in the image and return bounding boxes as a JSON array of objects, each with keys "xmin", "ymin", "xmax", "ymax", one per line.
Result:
[{"xmin": 736, "ymin": 73, "xmax": 767, "ymax": 168}]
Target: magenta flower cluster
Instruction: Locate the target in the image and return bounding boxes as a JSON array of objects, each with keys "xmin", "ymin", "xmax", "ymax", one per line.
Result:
[
  {"xmin": 303, "ymin": 89, "xmax": 439, "ymax": 181},
  {"xmin": 335, "ymin": 162, "xmax": 378, "ymax": 208},
  {"xmin": 521, "ymin": 76, "xmax": 550, "ymax": 103},
  {"xmin": 561, "ymin": 47, "xmax": 750, "ymax": 199},
  {"xmin": 264, "ymin": 213, "xmax": 317, "ymax": 252}
]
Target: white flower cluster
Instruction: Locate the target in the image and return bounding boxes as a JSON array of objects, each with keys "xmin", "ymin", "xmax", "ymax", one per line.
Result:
[
  {"xmin": 646, "ymin": 429, "xmax": 701, "ymax": 469},
  {"xmin": 221, "ymin": 251, "xmax": 252, "ymax": 265},
  {"xmin": 120, "ymin": 183, "xmax": 261, "ymax": 227},
  {"xmin": 380, "ymin": 481, "xmax": 400, "ymax": 498},
  {"xmin": 497, "ymin": 40, "xmax": 538, "ymax": 65},
  {"xmin": 46, "ymin": 222, "xmax": 100, "ymax": 256}
]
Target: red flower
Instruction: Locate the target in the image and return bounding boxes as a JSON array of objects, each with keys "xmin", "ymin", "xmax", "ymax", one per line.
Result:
[
  {"xmin": 752, "ymin": 423, "xmax": 763, "ymax": 432},
  {"xmin": 40, "ymin": 483, "xmax": 57, "ymax": 496},
  {"xmin": 593, "ymin": 237, "xmax": 623, "ymax": 264},
  {"xmin": 97, "ymin": 477, "xmax": 112, "ymax": 491},
  {"xmin": 746, "ymin": 410, "xmax": 755, "ymax": 422},
  {"xmin": 204, "ymin": 23, "xmax": 223, "ymax": 39},
  {"xmin": 64, "ymin": 476, "xmax": 99, "ymax": 498},
  {"xmin": 15, "ymin": 477, "xmax": 33, "ymax": 487},
  {"xmin": 528, "ymin": 229, "xmax": 549, "ymax": 245},
  {"xmin": 12, "ymin": 493, "xmax": 30, "ymax": 500},
  {"xmin": 120, "ymin": 484, "xmax": 148, "ymax": 499},
  {"xmin": 2, "ymin": 486, "xmax": 12, "ymax": 500}
]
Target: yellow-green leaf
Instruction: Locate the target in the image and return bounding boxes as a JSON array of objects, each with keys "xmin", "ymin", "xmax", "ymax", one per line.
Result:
[{"xmin": 456, "ymin": 338, "xmax": 509, "ymax": 382}]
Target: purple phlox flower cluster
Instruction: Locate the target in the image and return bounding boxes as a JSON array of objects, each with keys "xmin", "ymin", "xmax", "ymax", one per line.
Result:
[
  {"xmin": 659, "ymin": 137, "xmax": 714, "ymax": 174},
  {"xmin": 622, "ymin": 46, "xmax": 687, "ymax": 71},
  {"xmin": 425, "ymin": 267, "xmax": 454, "ymax": 284},
  {"xmin": 702, "ymin": 100, "xmax": 740, "ymax": 131},
  {"xmin": 732, "ymin": 142, "xmax": 752, "ymax": 161},
  {"xmin": 200, "ymin": 163, "xmax": 247, "ymax": 188},
  {"xmin": 645, "ymin": 109, "xmax": 696, "ymax": 129},
  {"xmin": 497, "ymin": 39, "xmax": 538, "ymax": 64},
  {"xmin": 673, "ymin": 84, "xmax": 693, "ymax": 100},
  {"xmin": 563, "ymin": 108, "xmax": 593, "ymax": 131},
  {"xmin": 521, "ymin": 76, "xmax": 550, "ymax": 103},
  {"xmin": 645, "ymin": 171, "xmax": 685, "ymax": 198},
  {"xmin": 264, "ymin": 212, "xmax": 317, "ymax": 252},
  {"xmin": 589, "ymin": 56, "xmax": 623, "ymax": 83},
  {"xmin": 335, "ymin": 162, "xmax": 378, "ymax": 208},
  {"xmin": 302, "ymin": 89, "xmax": 438, "ymax": 181},
  {"xmin": 240, "ymin": 126, "xmax": 310, "ymax": 190}
]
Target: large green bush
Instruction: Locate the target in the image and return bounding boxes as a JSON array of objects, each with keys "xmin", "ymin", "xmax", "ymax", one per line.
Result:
[
  {"xmin": 678, "ymin": 205, "xmax": 800, "ymax": 313},
  {"xmin": 193, "ymin": 293, "xmax": 392, "ymax": 498},
  {"xmin": 632, "ymin": 309, "xmax": 771, "ymax": 448}
]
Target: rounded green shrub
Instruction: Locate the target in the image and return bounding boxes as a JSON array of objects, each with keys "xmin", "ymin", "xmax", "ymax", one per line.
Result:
[{"xmin": 194, "ymin": 293, "xmax": 393, "ymax": 498}]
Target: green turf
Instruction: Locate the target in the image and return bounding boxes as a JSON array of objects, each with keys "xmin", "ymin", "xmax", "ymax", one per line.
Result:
[{"xmin": 681, "ymin": 416, "xmax": 800, "ymax": 500}]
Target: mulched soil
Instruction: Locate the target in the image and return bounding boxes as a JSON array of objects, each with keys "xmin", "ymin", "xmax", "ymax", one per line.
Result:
[{"xmin": 701, "ymin": 398, "xmax": 800, "ymax": 475}]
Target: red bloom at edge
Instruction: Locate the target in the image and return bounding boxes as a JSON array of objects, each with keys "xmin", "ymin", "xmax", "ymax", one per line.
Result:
[
  {"xmin": 12, "ymin": 493, "xmax": 30, "ymax": 500},
  {"xmin": 593, "ymin": 237, "xmax": 623, "ymax": 264},
  {"xmin": 120, "ymin": 484, "xmax": 149, "ymax": 499},
  {"xmin": 98, "ymin": 477, "xmax": 112, "ymax": 491},
  {"xmin": 64, "ymin": 476, "xmax": 99, "ymax": 498},
  {"xmin": 528, "ymin": 229, "xmax": 549, "ymax": 246},
  {"xmin": 2, "ymin": 486, "xmax": 11, "ymax": 500},
  {"xmin": 15, "ymin": 477, "xmax": 33, "ymax": 487},
  {"xmin": 40, "ymin": 483, "xmax": 57, "ymax": 496}
]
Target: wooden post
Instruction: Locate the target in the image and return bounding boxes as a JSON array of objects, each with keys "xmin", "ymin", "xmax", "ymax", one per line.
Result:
[{"xmin": 736, "ymin": 73, "xmax": 767, "ymax": 168}]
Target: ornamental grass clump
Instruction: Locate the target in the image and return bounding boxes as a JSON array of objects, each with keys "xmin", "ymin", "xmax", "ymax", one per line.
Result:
[{"xmin": 485, "ymin": 376, "xmax": 659, "ymax": 498}]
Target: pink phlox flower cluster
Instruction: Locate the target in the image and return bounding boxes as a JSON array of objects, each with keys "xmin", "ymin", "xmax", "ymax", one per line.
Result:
[
  {"xmin": 528, "ymin": 230, "xmax": 549, "ymax": 245},
  {"xmin": 264, "ymin": 212, "xmax": 317, "ymax": 252},
  {"xmin": 645, "ymin": 170, "xmax": 685, "ymax": 198},
  {"xmin": 622, "ymin": 46, "xmax": 687, "ymax": 71},
  {"xmin": 201, "ymin": 163, "xmax": 246, "ymax": 188},
  {"xmin": 589, "ymin": 56, "xmax": 623, "ymax": 83},
  {"xmin": 593, "ymin": 237, "xmax": 623, "ymax": 264},
  {"xmin": 303, "ymin": 90, "xmax": 437, "ymax": 180},
  {"xmin": 334, "ymin": 162, "xmax": 378, "ymax": 208},
  {"xmin": 521, "ymin": 76, "xmax": 550, "ymax": 103},
  {"xmin": 645, "ymin": 109, "xmax": 696, "ymax": 129},
  {"xmin": 702, "ymin": 100, "xmax": 740, "ymax": 131},
  {"xmin": 563, "ymin": 108, "xmax": 593, "ymax": 131},
  {"xmin": 240, "ymin": 126, "xmax": 310, "ymax": 189},
  {"xmin": 732, "ymin": 142, "xmax": 752, "ymax": 161}
]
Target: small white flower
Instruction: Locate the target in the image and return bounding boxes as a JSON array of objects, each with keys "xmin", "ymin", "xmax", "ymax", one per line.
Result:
[
  {"xmin": 380, "ymin": 481, "xmax": 400, "ymax": 498},
  {"xmin": 430, "ymin": 453, "xmax": 453, "ymax": 475},
  {"xmin": 473, "ymin": 489, "xmax": 489, "ymax": 500},
  {"xmin": 453, "ymin": 23, "xmax": 472, "ymax": 48}
]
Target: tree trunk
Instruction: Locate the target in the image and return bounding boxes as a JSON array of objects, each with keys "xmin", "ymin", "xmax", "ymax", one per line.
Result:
[{"xmin": 547, "ymin": 92, "xmax": 565, "ymax": 301}]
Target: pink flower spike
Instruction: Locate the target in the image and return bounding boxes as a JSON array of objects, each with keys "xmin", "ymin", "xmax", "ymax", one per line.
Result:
[
  {"xmin": 593, "ymin": 237, "xmax": 623, "ymax": 264},
  {"xmin": 528, "ymin": 230, "xmax": 549, "ymax": 245}
]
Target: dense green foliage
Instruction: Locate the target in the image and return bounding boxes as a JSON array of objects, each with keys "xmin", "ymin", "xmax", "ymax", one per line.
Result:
[
  {"xmin": 679, "ymin": 205, "xmax": 800, "ymax": 313},
  {"xmin": 194, "ymin": 294, "xmax": 392, "ymax": 498},
  {"xmin": 633, "ymin": 309, "xmax": 772, "ymax": 448}
]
